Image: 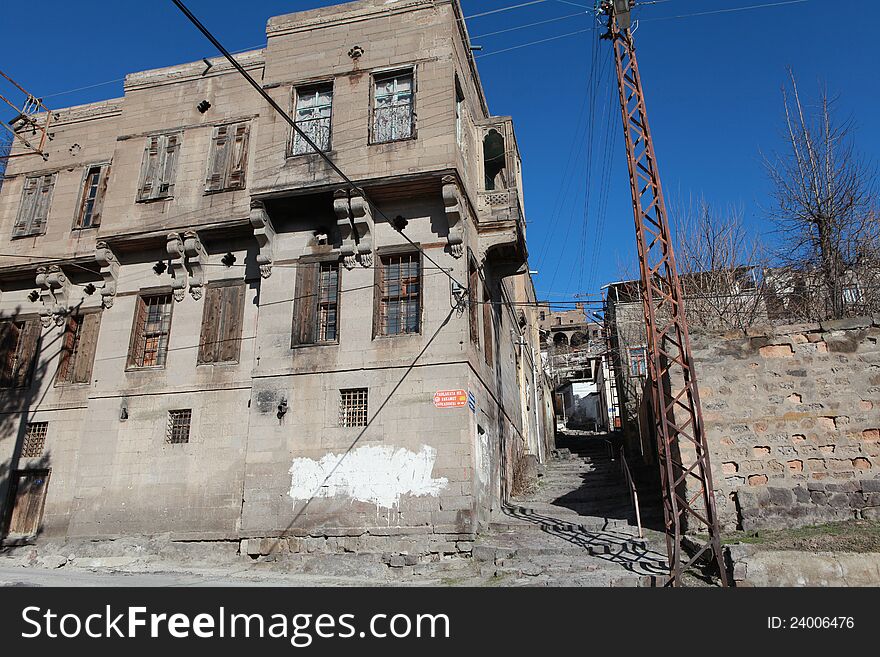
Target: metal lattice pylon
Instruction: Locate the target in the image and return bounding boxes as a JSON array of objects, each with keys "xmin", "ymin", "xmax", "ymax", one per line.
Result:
[
  {"xmin": 604, "ymin": 4, "xmax": 728, "ymax": 586},
  {"xmin": 0, "ymin": 70, "xmax": 53, "ymax": 161}
]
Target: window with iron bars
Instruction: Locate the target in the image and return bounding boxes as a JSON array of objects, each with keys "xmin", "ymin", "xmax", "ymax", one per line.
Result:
[
  {"xmin": 291, "ymin": 84, "xmax": 333, "ymax": 155},
  {"xmin": 339, "ymin": 389, "xmax": 368, "ymax": 428},
  {"xmin": 378, "ymin": 253, "xmax": 420, "ymax": 336},
  {"xmin": 318, "ymin": 262, "xmax": 339, "ymax": 342},
  {"xmin": 128, "ymin": 293, "xmax": 173, "ymax": 369},
  {"xmin": 21, "ymin": 422, "xmax": 48, "ymax": 457},
  {"xmin": 372, "ymin": 71, "xmax": 414, "ymax": 143},
  {"xmin": 166, "ymin": 409, "xmax": 192, "ymax": 444}
]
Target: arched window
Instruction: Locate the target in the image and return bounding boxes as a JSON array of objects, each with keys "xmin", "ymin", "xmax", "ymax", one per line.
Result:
[{"xmin": 483, "ymin": 129, "xmax": 506, "ymax": 191}]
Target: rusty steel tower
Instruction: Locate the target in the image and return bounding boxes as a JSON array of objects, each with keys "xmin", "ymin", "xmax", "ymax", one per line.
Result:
[{"xmin": 600, "ymin": 0, "xmax": 728, "ymax": 586}]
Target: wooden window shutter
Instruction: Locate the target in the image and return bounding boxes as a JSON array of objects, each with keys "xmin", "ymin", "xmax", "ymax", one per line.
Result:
[
  {"xmin": 468, "ymin": 263, "xmax": 480, "ymax": 346},
  {"xmin": 138, "ymin": 137, "xmax": 161, "ymax": 200},
  {"xmin": 227, "ymin": 123, "xmax": 250, "ymax": 190},
  {"xmin": 126, "ymin": 296, "xmax": 148, "ymax": 368},
  {"xmin": 161, "ymin": 134, "xmax": 180, "ymax": 197},
  {"xmin": 482, "ymin": 288, "xmax": 494, "ymax": 369},
  {"xmin": 30, "ymin": 174, "xmax": 55, "ymax": 235},
  {"xmin": 218, "ymin": 282, "xmax": 245, "ymax": 362},
  {"xmin": 56, "ymin": 314, "xmax": 79, "ymax": 384},
  {"xmin": 205, "ymin": 125, "xmax": 230, "ymax": 192},
  {"xmin": 14, "ymin": 319, "xmax": 41, "ymax": 388},
  {"xmin": 197, "ymin": 285, "xmax": 223, "ymax": 364},
  {"xmin": 13, "ymin": 177, "xmax": 39, "ymax": 237},
  {"xmin": 71, "ymin": 312, "xmax": 101, "ymax": 384},
  {"xmin": 90, "ymin": 165, "xmax": 110, "ymax": 227},
  {"xmin": 292, "ymin": 263, "xmax": 319, "ymax": 346},
  {"xmin": 0, "ymin": 321, "xmax": 21, "ymax": 386}
]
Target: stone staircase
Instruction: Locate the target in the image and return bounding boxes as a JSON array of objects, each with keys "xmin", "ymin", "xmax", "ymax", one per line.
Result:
[{"xmin": 474, "ymin": 432, "xmax": 669, "ymax": 586}]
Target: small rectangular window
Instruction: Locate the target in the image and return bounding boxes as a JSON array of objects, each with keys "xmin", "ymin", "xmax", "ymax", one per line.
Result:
[
  {"xmin": 56, "ymin": 312, "xmax": 101, "ymax": 385},
  {"xmin": 127, "ymin": 293, "xmax": 173, "ymax": 369},
  {"xmin": 843, "ymin": 284, "xmax": 863, "ymax": 305},
  {"xmin": 198, "ymin": 281, "xmax": 246, "ymax": 364},
  {"xmin": 137, "ymin": 134, "xmax": 181, "ymax": 201},
  {"xmin": 13, "ymin": 173, "xmax": 56, "ymax": 237},
  {"xmin": 339, "ymin": 389, "xmax": 368, "ymax": 428},
  {"xmin": 166, "ymin": 409, "xmax": 192, "ymax": 444},
  {"xmin": 377, "ymin": 253, "xmax": 420, "ymax": 336},
  {"xmin": 75, "ymin": 164, "xmax": 110, "ymax": 228},
  {"xmin": 468, "ymin": 261, "xmax": 480, "ymax": 347},
  {"xmin": 291, "ymin": 84, "xmax": 333, "ymax": 155},
  {"xmin": 455, "ymin": 79, "xmax": 464, "ymax": 149},
  {"xmin": 372, "ymin": 71, "xmax": 414, "ymax": 143},
  {"xmin": 205, "ymin": 122, "xmax": 250, "ymax": 192},
  {"xmin": 21, "ymin": 422, "xmax": 48, "ymax": 457},
  {"xmin": 483, "ymin": 287, "xmax": 494, "ymax": 368},
  {"xmin": 629, "ymin": 346, "xmax": 648, "ymax": 378}
]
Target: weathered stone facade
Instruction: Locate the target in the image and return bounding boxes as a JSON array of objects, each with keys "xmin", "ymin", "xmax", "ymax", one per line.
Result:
[{"xmin": 0, "ymin": 0, "xmax": 552, "ymax": 556}]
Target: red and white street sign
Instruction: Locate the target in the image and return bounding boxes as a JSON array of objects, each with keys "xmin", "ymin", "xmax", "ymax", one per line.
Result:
[{"xmin": 433, "ymin": 389, "xmax": 468, "ymax": 409}]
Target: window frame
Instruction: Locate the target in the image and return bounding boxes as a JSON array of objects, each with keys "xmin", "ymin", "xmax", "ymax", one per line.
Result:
[
  {"xmin": 0, "ymin": 317, "xmax": 41, "ymax": 389},
  {"xmin": 289, "ymin": 82, "xmax": 334, "ymax": 157},
  {"xmin": 197, "ymin": 279, "xmax": 246, "ymax": 366},
  {"xmin": 166, "ymin": 409, "xmax": 192, "ymax": 445},
  {"xmin": 136, "ymin": 133, "xmax": 182, "ymax": 203},
  {"xmin": 292, "ymin": 257, "xmax": 342, "ymax": 348},
  {"xmin": 54, "ymin": 309, "xmax": 102, "ymax": 386},
  {"xmin": 73, "ymin": 162, "xmax": 110, "ymax": 230},
  {"xmin": 374, "ymin": 250, "xmax": 423, "ymax": 338},
  {"xmin": 204, "ymin": 122, "xmax": 250, "ymax": 194},
  {"xmin": 370, "ymin": 68, "xmax": 416, "ymax": 145},
  {"xmin": 628, "ymin": 345, "xmax": 648, "ymax": 378},
  {"xmin": 21, "ymin": 422, "xmax": 49, "ymax": 458},
  {"xmin": 12, "ymin": 172, "xmax": 56, "ymax": 238},
  {"xmin": 126, "ymin": 290, "xmax": 174, "ymax": 370},
  {"xmin": 339, "ymin": 388, "xmax": 369, "ymax": 428}
]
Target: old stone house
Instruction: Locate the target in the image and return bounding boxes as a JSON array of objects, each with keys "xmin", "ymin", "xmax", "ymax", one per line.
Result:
[{"xmin": 0, "ymin": 0, "xmax": 552, "ymax": 557}]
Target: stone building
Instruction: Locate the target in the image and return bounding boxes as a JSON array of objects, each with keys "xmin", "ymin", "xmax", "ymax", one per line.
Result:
[{"xmin": 0, "ymin": 0, "xmax": 552, "ymax": 557}]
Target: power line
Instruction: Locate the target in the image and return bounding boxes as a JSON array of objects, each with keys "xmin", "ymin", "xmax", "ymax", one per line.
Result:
[
  {"xmin": 169, "ymin": 0, "xmax": 464, "ymax": 291},
  {"xmin": 641, "ymin": 0, "xmax": 811, "ymax": 22},
  {"xmin": 470, "ymin": 10, "xmax": 588, "ymax": 39},
  {"xmin": 466, "ymin": 0, "xmax": 551, "ymax": 20}
]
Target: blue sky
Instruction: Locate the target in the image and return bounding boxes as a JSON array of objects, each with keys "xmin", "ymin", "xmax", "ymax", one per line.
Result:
[{"xmin": 2, "ymin": 1, "xmax": 878, "ymax": 308}]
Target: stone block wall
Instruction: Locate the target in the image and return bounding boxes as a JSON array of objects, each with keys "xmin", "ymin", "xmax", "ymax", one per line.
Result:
[{"xmin": 690, "ymin": 316, "xmax": 880, "ymax": 530}]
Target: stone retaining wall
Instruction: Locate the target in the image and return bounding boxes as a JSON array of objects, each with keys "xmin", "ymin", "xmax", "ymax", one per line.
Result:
[{"xmin": 690, "ymin": 316, "xmax": 880, "ymax": 530}]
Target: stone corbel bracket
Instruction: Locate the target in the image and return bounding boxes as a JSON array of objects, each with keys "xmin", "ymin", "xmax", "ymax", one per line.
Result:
[
  {"xmin": 95, "ymin": 241, "xmax": 119, "ymax": 309},
  {"xmin": 250, "ymin": 200, "xmax": 276, "ymax": 279},
  {"xmin": 166, "ymin": 232, "xmax": 187, "ymax": 302},
  {"xmin": 35, "ymin": 265, "xmax": 71, "ymax": 327},
  {"xmin": 333, "ymin": 189, "xmax": 358, "ymax": 269},
  {"xmin": 349, "ymin": 191, "xmax": 374, "ymax": 267},
  {"xmin": 183, "ymin": 230, "xmax": 207, "ymax": 300},
  {"xmin": 442, "ymin": 175, "xmax": 465, "ymax": 259},
  {"xmin": 334, "ymin": 188, "xmax": 374, "ymax": 269}
]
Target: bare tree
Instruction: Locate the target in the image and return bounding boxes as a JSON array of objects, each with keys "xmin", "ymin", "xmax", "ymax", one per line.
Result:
[
  {"xmin": 672, "ymin": 197, "xmax": 767, "ymax": 329},
  {"xmin": 763, "ymin": 71, "xmax": 879, "ymax": 319}
]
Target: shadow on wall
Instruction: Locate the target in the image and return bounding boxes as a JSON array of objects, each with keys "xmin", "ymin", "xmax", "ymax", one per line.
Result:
[{"xmin": 0, "ymin": 305, "xmax": 63, "ymax": 543}]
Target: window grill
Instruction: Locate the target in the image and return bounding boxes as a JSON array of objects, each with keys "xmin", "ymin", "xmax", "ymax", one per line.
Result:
[
  {"xmin": 318, "ymin": 262, "xmax": 339, "ymax": 342},
  {"xmin": 373, "ymin": 72, "xmax": 413, "ymax": 143},
  {"xmin": 339, "ymin": 389, "xmax": 368, "ymax": 428},
  {"xmin": 291, "ymin": 85, "xmax": 333, "ymax": 155},
  {"xmin": 166, "ymin": 409, "xmax": 192, "ymax": 444},
  {"xmin": 22, "ymin": 422, "xmax": 48, "ymax": 457},
  {"xmin": 379, "ymin": 254, "xmax": 420, "ymax": 335}
]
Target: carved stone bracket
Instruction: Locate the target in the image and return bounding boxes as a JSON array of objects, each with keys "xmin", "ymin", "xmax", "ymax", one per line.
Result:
[
  {"xmin": 95, "ymin": 241, "xmax": 119, "ymax": 309},
  {"xmin": 183, "ymin": 230, "xmax": 207, "ymax": 300},
  {"xmin": 442, "ymin": 175, "xmax": 465, "ymax": 259},
  {"xmin": 250, "ymin": 199, "xmax": 276, "ymax": 278},
  {"xmin": 166, "ymin": 232, "xmax": 187, "ymax": 302},
  {"xmin": 334, "ymin": 187, "xmax": 374, "ymax": 269},
  {"xmin": 35, "ymin": 265, "xmax": 71, "ymax": 327}
]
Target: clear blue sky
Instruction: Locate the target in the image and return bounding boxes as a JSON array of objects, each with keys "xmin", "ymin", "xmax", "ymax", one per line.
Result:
[{"xmin": 2, "ymin": 1, "xmax": 878, "ymax": 308}]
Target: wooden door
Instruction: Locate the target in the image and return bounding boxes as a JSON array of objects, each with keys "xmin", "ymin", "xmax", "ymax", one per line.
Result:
[{"xmin": 7, "ymin": 470, "xmax": 50, "ymax": 536}]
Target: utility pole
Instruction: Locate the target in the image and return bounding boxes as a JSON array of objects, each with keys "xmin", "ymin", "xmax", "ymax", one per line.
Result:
[{"xmin": 599, "ymin": 0, "xmax": 728, "ymax": 586}]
